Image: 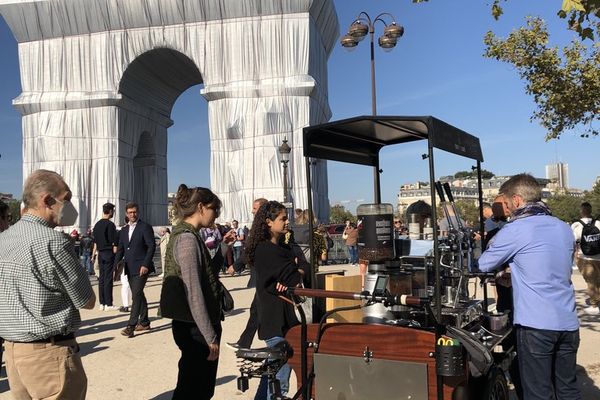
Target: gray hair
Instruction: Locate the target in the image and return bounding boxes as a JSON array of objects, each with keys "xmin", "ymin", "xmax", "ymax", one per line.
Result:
[
  {"xmin": 22, "ymin": 169, "xmax": 66, "ymax": 209},
  {"xmin": 499, "ymin": 173, "xmax": 541, "ymax": 203}
]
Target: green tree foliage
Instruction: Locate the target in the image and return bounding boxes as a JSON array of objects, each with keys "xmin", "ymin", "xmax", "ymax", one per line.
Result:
[
  {"xmin": 454, "ymin": 169, "xmax": 495, "ymax": 179},
  {"xmin": 546, "ymin": 195, "xmax": 583, "ymax": 222},
  {"xmin": 413, "ymin": 0, "xmax": 600, "ymax": 140},
  {"xmin": 484, "ymin": 18, "xmax": 600, "ymax": 139},
  {"xmin": 329, "ymin": 205, "xmax": 355, "ymax": 224},
  {"xmin": 437, "ymin": 200, "xmax": 482, "ymax": 228},
  {"xmin": 584, "ymin": 180, "xmax": 600, "ymax": 216},
  {"xmin": 6, "ymin": 199, "xmax": 21, "ymax": 225}
]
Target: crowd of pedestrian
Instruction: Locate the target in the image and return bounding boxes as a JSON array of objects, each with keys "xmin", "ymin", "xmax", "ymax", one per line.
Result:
[{"xmin": 1, "ymin": 170, "xmax": 599, "ymax": 400}]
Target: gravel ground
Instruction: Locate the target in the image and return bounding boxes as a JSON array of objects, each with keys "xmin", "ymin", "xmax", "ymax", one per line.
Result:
[{"xmin": 0, "ymin": 265, "xmax": 598, "ymax": 399}]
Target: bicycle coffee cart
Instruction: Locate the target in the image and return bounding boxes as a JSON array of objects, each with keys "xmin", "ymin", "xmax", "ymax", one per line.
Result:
[{"xmin": 236, "ymin": 116, "xmax": 513, "ymax": 400}]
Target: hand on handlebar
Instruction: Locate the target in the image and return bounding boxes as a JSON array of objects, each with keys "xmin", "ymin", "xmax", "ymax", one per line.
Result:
[{"xmin": 275, "ymin": 282, "xmax": 288, "ymax": 293}]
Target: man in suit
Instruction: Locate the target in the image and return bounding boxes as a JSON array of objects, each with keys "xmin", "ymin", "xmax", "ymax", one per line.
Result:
[{"xmin": 114, "ymin": 202, "xmax": 156, "ymax": 338}]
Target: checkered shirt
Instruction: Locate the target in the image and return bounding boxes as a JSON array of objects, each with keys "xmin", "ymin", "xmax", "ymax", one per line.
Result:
[{"xmin": 0, "ymin": 214, "xmax": 94, "ymax": 342}]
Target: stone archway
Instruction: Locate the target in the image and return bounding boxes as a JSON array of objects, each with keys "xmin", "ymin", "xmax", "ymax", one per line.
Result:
[{"xmin": 0, "ymin": 0, "xmax": 339, "ymax": 228}]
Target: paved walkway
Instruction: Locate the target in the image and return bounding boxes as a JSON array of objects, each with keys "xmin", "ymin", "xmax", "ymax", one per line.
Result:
[{"xmin": 0, "ymin": 265, "xmax": 599, "ymax": 399}]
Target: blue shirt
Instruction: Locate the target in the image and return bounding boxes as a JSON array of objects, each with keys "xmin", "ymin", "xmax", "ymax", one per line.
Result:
[{"xmin": 478, "ymin": 214, "xmax": 578, "ymax": 331}]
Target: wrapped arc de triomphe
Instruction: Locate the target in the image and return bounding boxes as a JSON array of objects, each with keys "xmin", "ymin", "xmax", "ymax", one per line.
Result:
[{"xmin": 0, "ymin": 0, "xmax": 339, "ymax": 228}]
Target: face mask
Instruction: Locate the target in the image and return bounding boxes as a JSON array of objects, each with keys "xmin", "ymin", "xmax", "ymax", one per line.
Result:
[{"xmin": 55, "ymin": 199, "xmax": 79, "ymax": 226}]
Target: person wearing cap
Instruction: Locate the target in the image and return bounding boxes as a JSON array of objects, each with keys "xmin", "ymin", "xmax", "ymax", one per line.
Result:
[
  {"xmin": 92, "ymin": 202, "xmax": 119, "ymax": 311},
  {"xmin": 0, "ymin": 170, "xmax": 95, "ymax": 399}
]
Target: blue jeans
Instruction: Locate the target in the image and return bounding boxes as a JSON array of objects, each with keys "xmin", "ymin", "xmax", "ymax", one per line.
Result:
[
  {"xmin": 347, "ymin": 245, "xmax": 358, "ymax": 264},
  {"xmin": 80, "ymin": 251, "xmax": 92, "ymax": 274},
  {"xmin": 233, "ymin": 246, "xmax": 243, "ymax": 263},
  {"xmin": 516, "ymin": 326, "xmax": 581, "ymax": 400},
  {"xmin": 254, "ymin": 336, "xmax": 291, "ymax": 400}
]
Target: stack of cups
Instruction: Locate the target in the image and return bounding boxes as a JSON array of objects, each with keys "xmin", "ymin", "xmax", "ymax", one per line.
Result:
[
  {"xmin": 423, "ymin": 217, "xmax": 434, "ymax": 240},
  {"xmin": 408, "ymin": 213, "xmax": 421, "ymax": 240}
]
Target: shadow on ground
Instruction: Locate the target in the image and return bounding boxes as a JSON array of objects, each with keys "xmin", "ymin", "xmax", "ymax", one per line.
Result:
[
  {"xmin": 578, "ymin": 363, "xmax": 600, "ymax": 399},
  {"xmin": 149, "ymin": 390, "xmax": 174, "ymax": 400},
  {"xmin": 79, "ymin": 337, "xmax": 113, "ymax": 357},
  {"xmin": 216, "ymin": 375, "xmax": 238, "ymax": 385}
]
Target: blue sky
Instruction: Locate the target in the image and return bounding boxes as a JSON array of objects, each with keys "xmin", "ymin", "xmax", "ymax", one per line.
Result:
[{"xmin": 1, "ymin": 0, "xmax": 599, "ymax": 213}]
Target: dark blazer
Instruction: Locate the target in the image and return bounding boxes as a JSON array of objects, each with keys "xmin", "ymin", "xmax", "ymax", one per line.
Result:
[{"xmin": 114, "ymin": 219, "xmax": 156, "ymax": 276}]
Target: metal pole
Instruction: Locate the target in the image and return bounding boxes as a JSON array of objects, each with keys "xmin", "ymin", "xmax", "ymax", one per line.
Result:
[
  {"xmin": 369, "ymin": 27, "xmax": 381, "ymax": 203},
  {"xmin": 283, "ymin": 162, "xmax": 289, "ymax": 203},
  {"xmin": 370, "ymin": 29, "xmax": 377, "ymax": 116}
]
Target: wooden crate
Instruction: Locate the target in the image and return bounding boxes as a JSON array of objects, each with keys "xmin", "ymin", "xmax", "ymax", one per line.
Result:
[{"xmin": 325, "ymin": 274, "xmax": 363, "ymax": 323}]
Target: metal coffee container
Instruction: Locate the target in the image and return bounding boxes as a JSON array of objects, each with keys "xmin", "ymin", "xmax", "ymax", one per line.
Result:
[{"xmin": 357, "ymin": 203, "xmax": 394, "ymax": 263}]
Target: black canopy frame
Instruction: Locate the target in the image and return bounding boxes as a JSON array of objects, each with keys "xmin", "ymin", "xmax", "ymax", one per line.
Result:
[{"xmin": 302, "ymin": 114, "xmax": 486, "ymax": 329}]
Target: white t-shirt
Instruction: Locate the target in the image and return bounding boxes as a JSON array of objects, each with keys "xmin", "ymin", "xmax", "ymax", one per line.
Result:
[{"xmin": 571, "ymin": 217, "xmax": 600, "ymax": 260}]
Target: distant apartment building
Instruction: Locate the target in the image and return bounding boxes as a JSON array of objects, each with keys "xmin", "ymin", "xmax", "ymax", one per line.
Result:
[
  {"xmin": 0, "ymin": 193, "xmax": 14, "ymax": 201},
  {"xmin": 545, "ymin": 162, "xmax": 569, "ymax": 189},
  {"xmin": 397, "ymin": 176, "xmax": 506, "ymax": 216},
  {"xmin": 397, "ymin": 175, "xmax": 553, "ymax": 215}
]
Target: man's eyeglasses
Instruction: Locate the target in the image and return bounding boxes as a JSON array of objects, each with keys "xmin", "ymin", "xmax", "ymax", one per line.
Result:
[{"xmin": 394, "ymin": 221, "xmax": 401, "ymax": 224}]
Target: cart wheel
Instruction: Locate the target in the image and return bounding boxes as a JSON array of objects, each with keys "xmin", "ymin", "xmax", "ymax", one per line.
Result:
[
  {"xmin": 469, "ymin": 368, "xmax": 509, "ymax": 400},
  {"xmin": 482, "ymin": 368, "xmax": 509, "ymax": 400}
]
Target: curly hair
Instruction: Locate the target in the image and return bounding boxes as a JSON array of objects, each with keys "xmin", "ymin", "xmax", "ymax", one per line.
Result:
[{"xmin": 244, "ymin": 200, "xmax": 286, "ymax": 266}]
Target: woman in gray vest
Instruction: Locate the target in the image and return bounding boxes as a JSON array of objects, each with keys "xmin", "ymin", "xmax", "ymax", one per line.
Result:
[{"xmin": 159, "ymin": 184, "xmax": 235, "ymax": 399}]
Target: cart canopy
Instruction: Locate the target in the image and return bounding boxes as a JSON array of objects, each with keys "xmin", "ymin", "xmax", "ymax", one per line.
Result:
[{"xmin": 303, "ymin": 115, "xmax": 483, "ymax": 166}]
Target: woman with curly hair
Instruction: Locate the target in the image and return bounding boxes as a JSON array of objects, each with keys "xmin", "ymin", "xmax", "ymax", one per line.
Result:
[
  {"xmin": 159, "ymin": 184, "xmax": 235, "ymax": 399},
  {"xmin": 245, "ymin": 200, "xmax": 303, "ymax": 399}
]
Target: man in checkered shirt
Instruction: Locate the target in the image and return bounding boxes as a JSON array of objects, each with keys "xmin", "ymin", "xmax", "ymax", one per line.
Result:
[{"xmin": 0, "ymin": 169, "xmax": 95, "ymax": 400}]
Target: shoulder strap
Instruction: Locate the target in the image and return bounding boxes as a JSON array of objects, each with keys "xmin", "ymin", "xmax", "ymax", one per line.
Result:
[{"xmin": 579, "ymin": 219, "xmax": 590, "ymax": 227}]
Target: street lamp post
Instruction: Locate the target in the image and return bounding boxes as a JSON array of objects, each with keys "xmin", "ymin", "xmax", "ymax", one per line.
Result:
[
  {"xmin": 341, "ymin": 12, "xmax": 404, "ymax": 203},
  {"xmin": 279, "ymin": 137, "xmax": 291, "ymax": 204}
]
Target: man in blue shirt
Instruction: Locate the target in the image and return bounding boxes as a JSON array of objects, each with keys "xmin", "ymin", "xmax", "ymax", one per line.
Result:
[{"xmin": 478, "ymin": 174, "xmax": 580, "ymax": 400}]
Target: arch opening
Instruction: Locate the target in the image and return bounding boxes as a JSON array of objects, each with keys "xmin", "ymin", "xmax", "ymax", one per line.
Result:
[{"xmin": 118, "ymin": 48, "xmax": 205, "ymax": 225}]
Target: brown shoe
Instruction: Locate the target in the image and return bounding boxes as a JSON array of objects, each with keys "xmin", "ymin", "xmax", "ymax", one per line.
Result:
[
  {"xmin": 134, "ymin": 323, "xmax": 151, "ymax": 332},
  {"xmin": 121, "ymin": 326, "xmax": 135, "ymax": 338}
]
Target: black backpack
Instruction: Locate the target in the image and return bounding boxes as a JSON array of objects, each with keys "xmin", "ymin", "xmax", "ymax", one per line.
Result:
[{"xmin": 579, "ymin": 219, "xmax": 600, "ymax": 256}]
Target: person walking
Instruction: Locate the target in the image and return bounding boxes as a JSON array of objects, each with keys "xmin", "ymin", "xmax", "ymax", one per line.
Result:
[
  {"xmin": 158, "ymin": 227, "xmax": 171, "ymax": 278},
  {"xmin": 92, "ymin": 202, "xmax": 119, "ymax": 311},
  {"xmin": 159, "ymin": 184, "xmax": 235, "ymax": 399},
  {"xmin": 0, "ymin": 200, "xmax": 11, "ymax": 377},
  {"xmin": 114, "ymin": 202, "xmax": 156, "ymax": 337},
  {"xmin": 231, "ymin": 219, "xmax": 245, "ymax": 263},
  {"xmin": 245, "ymin": 200, "xmax": 303, "ymax": 400},
  {"xmin": 79, "ymin": 229, "xmax": 95, "ymax": 275},
  {"xmin": 571, "ymin": 201, "xmax": 600, "ymax": 315},
  {"xmin": 0, "ymin": 169, "xmax": 95, "ymax": 400},
  {"xmin": 478, "ymin": 174, "xmax": 581, "ymax": 400},
  {"xmin": 116, "ymin": 218, "xmax": 132, "ymax": 313},
  {"xmin": 342, "ymin": 221, "xmax": 359, "ymax": 265},
  {"xmin": 226, "ymin": 198, "xmax": 268, "ymax": 350}
]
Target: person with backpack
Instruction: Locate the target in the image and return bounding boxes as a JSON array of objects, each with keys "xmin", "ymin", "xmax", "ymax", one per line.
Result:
[{"xmin": 571, "ymin": 201, "xmax": 600, "ymax": 315}]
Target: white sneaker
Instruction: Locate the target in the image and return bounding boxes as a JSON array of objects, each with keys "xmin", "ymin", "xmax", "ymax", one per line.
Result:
[
  {"xmin": 104, "ymin": 305, "xmax": 119, "ymax": 311},
  {"xmin": 582, "ymin": 305, "xmax": 600, "ymax": 315},
  {"xmin": 98, "ymin": 304, "xmax": 105, "ymax": 311}
]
